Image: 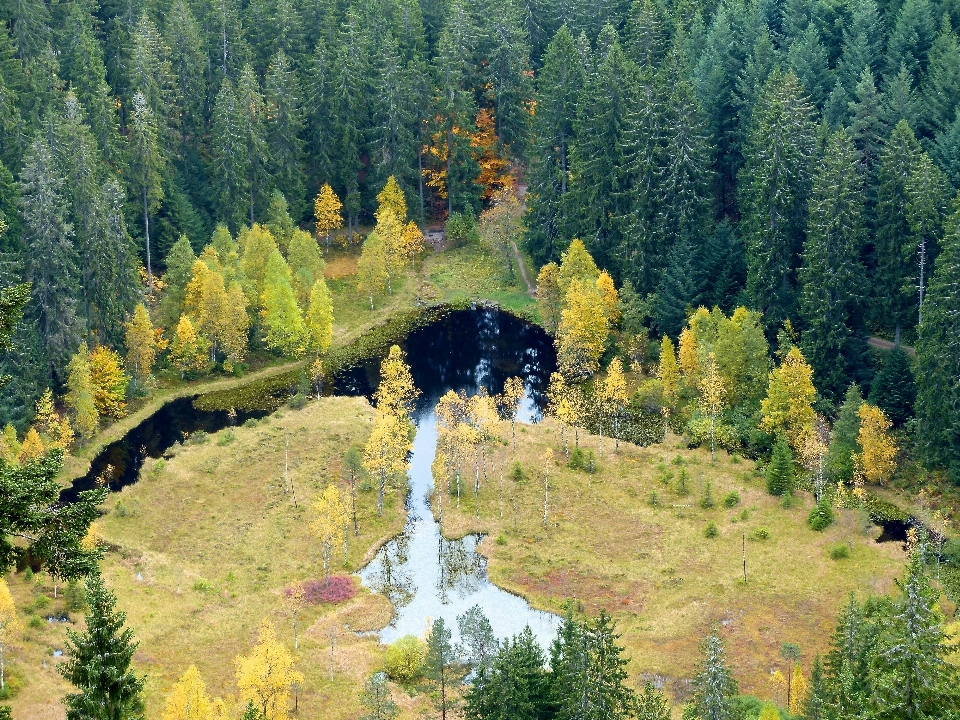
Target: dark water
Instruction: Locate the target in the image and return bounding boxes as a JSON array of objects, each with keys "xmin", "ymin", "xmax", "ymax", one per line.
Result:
[{"xmin": 357, "ymin": 308, "xmax": 559, "ymax": 646}]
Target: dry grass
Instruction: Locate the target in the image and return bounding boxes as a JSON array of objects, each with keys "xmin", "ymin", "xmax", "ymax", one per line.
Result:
[
  {"xmin": 5, "ymin": 396, "xmax": 430, "ymax": 719},
  {"xmin": 437, "ymin": 420, "xmax": 907, "ymax": 705}
]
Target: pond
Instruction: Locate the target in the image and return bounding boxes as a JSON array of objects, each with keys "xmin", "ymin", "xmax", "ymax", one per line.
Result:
[
  {"xmin": 356, "ymin": 308, "xmax": 559, "ymax": 647},
  {"xmin": 65, "ymin": 307, "xmax": 560, "ymax": 646}
]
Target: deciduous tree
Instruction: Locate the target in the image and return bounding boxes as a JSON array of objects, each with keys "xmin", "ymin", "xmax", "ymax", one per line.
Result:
[
  {"xmin": 358, "ymin": 233, "xmax": 389, "ymax": 309},
  {"xmin": 125, "ymin": 304, "xmax": 157, "ymax": 384},
  {"xmin": 855, "ymin": 404, "xmax": 897, "ymax": 485},
  {"xmin": 260, "ymin": 251, "xmax": 308, "ymax": 357},
  {"xmin": 698, "ymin": 352, "xmax": 726, "ymax": 461},
  {"xmin": 169, "ymin": 315, "xmax": 210, "ymax": 377},
  {"xmin": 314, "ymin": 183, "xmax": 344, "ymax": 252},
  {"xmin": 89, "ymin": 346, "xmax": 128, "ymax": 420},
  {"xmin": 235, "ymin": 620, "xmax": 303, "ymax": 720},
  {"xmin": 313, "ymin": 484, "xmax": 348, "ymax": 581},
  {"xmin": 306, "ymin": 279, "xmax": 333, "ymax": 357},
  {"xmin": 556, "ymin": 278, "xmax": 607, "ymax": 379},
  {"xmin": 66, "ymin": 343, "xmax": 99, "ymax": 443},
  {"xmin": 535, "ymin": 262, "xmax": 561, "ymax": 334},
  {"xmin": 0, "ymin": 578, "xmax": 20, "ymax": 691},
  {"xmin": 760, "ymin": 347, "xmax": 817, "ymax": 452},
  {"xmin": 162, "ymin": 665, "xmax": 214, "ymax": 720}
]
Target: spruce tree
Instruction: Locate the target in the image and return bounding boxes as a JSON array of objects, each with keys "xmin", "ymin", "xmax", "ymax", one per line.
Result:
[
  {"xmin": 873, "ymin": 121, "xmax": 922, "ymax": 339},
  {"xmin": 688, "ymin": 630, "xmax": 738, "ymax": 720},
  {"xmin": 836, "ymin": 0, "xmax": 883, "ymax": 93},
  {"xmin": 126, "ymin": 91, "xmax": 166, "ymax": 287},
  {"xmin": 904, "ymin": 152, "xmax": 951, "ymax": 327},
  {"xmin": 885, "ymin": 0, "xmax": 936, "ymax": 82},
  {"xmin": 738, "ymin": 69, "xmax": 816, "ymax": 333},
  {"xmin": 881, "ymin": 64, "xmax": 918, "ymax": 129},
  {"xmin": 848, "ymin": 68, "xmax": 886, "ymax": 172},
  {"xmin": 918, "ymin": 15, "xmax": 960, "ymax": 137},
  {"xmin": 19, "ymin": 133, "xmax": 81, "ymax": 381},
  {"xmin": 915, "ymin": 194, "xmax": 960, "ymax": 480},
  {"xmin": 266, "ymin": 51, "xmax": 306, "ymax": 220},
  {"xmin": 787, "ymin": 25, "xmax": 831, "ymax": 107},
  {"xmin": 369, "ymin": 30, "xmax": 417, "ymax": 201},
  {"xmin": 237, "ymin": 64, "xmax": 270, "ymax": 226},
  {"xmin": 868, "ymin": 555, "xmax": 959, "ymax": 718},
  {"xmin": 211, "ymin": 78, "xmax": 248, "ymax": 230},
  {"xmin": 584, "ymin": 611, "xmax": 636, "ymax": 720},
  {"xmin": 932, "ymin": 111, "xmax": 960, "ymax": 189},
  {"xmin": 163, "ymin": 0, "xmax": 206, "ymax": 148},
  {"xmin": 804, "ymin": 656, "xmax": 828, "ymax": 720},
  {"xmin": 798, "ymin": 129, "xmax": 867, "ymax": 400},
  {"xmin": 59, "ymin": 572, "xmax": 144, "ymax": 719},
  {"xmin": 464, "ymin": 627, "xmax": 548, "ymax": 720},
  {"xmin": 868, "ymin": 348, "xmax": 916, "ymax": 426},
  {"xmin": 525, "ymin": 25, "xmax": 584, "ymax": 264},
  {"xmin": 824, "ymin": 384, "xmax": 863, "ymax": 483},
  {"xmin": 653, "ymin": 236, "xmax": 698, "ymax": 337},
  {"xmin": 766, "ymin": 439, "xmax": 794, "ymax": 496},
  {"xmin": 636, "ymin": 682, "xmax": 671, "ymax": 720}
]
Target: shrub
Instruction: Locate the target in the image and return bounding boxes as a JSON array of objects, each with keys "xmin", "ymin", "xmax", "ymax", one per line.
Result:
[
  {"xmin": 243, "ymin": 418, "xmax": 259, "ymax": 428},
  {"xmin": 495, "ymin": 534, "xmax": 507, "ymax": 546},
  {"xmin": 723, "ymin": 491, "xmax": 741, "ymax": 508},
  {"xmin": 445, "ymin": 212, "xmax": 480, "ymax": 247},
  {"xmin": 830, "ymin": 543, "xmax": 850, "ymax": 560},
  {"xmin": 186, "ymin": 430, "xmax": 209, "ymax": 445},
  {"xmin": 674, "ymin": 467, "xmax": 690, "ymax": 496},
  {"xmin": 384, "ymin": 635, "xmax": 427, "ymax": 683},
  {"xmin": 510, "ymin": 461, "xmax": 526, "ymax": 484},
  {"xmin": 780, "ymin": 492, "xmax": 794, "ymax": 509},
  {"xmin": 152, "ymin": 458, "xmax": 166, "ymax": 474},
  {"xmin": 809, "ymin": 501, "xmax": 835, "ymax": 531},
  {"xmin": 649, "ymin": 490, "xmax": 661, "ymax": 507},
  {"xmin": 568, "ymin": 447, "xmax": 597, "ymax": 472},
  {"xmin": 766, "ymin": 440, "xmax": 794, "ymax": 496},
  {"xmin": 704, "ymin": 521, "xmax": 719, "ymax": 538},
  {"xmin": 700, "ymin": 481, "xmax": 715, "ymax": 509},
  {"xmin": 291, "ymin": 576, "xmax": 357, "ymax": 604},
  {"xmin": 288, "ymin": 393, "xmax": 307, "ymax": 410},
  {"xmin": 23, "ymin": 567, "xmax": 33, "ymax": 581},
  {"xmin": 740, "ymin": 508, "xmax": 750, "ymax": 521},
  {"xmin": 944, "ymin": 538, "xmax": 960, "ymax": 567},
  {"xmin": 33, "ymin": 595, "xmax": 50, "ymax": 610},
  {"xmin": 216, "ymin": 430, "xmax": 236, "ymax": 446},
  {"xmin": 28, "ymin": 615, "xmax": 43, "ymax": 629},
  {"xmin": 749, "ymin": 527, "xmax": 770, "ymax": 541}
]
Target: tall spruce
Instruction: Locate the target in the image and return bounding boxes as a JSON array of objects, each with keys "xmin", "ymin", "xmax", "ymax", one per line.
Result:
[
  {"xmin": 59, "ymin": 573, "xmax": 145, "ymax": 720},
  {"xmin": 868, "ymin": 347, "xmax": 916, "ymax": 426},
  {"xmin": 126, "ymin": 91, "xmax": 165, "ymax": 287},
  {"xmin": 798, "ymin": 129, "xmax": 867, "ymax": 400},
  {"xmin": 738, "ymin": 69, "xmax": 816, "ymax": 333},
  {"xmin": 266, "ymin": 51, "xmax": 306, "ymax": 220},
  {"xmin": 687, "ymin": 629, "xmax": 738, "ymax": 720},
  {"xmin": 915, "ymin": 193, "xmax": 960, "ymax": 480}
]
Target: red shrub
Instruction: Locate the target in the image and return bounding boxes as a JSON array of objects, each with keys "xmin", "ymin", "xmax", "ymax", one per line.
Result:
[{"xmin": 284, "ymin": 576, "xmax": 356, "ymax": 605}]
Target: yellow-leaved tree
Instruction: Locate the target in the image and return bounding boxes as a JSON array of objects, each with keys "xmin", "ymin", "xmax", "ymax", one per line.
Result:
[
  {"xmin": 287, "ymin": 229, "xmax": 326, "ymax": 308},
  {"xmin": 33, "ymin": 388, "xmax": 74, "ymax": 451},
  {"xmin": 125, "ymin": 303, "xmax": 158, "ymax": 383},
  {"xmin": 855, "ymin": 404, "xmax": 898, "ymax": 485},
  {"xmin": 374, "ymin": 345, "xmax": 420, "ymax": 418},
  {"xmin": 678, "ymin": 327, "xmax": 699, "ymax": 381},
  {"xmin": 374, "ymin": 208, "xmax": 405, "ymax": 295},
  {"xmin": 357, "ymin": 232, "xmax": 389, "ymax": 309},
  {"xmin": 758, "ymin": 704, "xmax": 780, "ymax": 720},
  {"xmin": 1, "ymin": 424, "xmax": 20, "ymax": 464},
  {"xmin": 0, "ymin": 577, "xmax": 21, "ymax": 691},
  {"xmin": 314, "ymin": 183, "xmax": 344, "ymax": 252},
  {"xmin": 17, "ymin": 427, "xmax": 43, "ymax": 463},
  {"xmin": 305, "ymin": 278, "xmax": 334, "ymax": 357},
  {"xmin": 658, "ymin": 335, "xmax": 680, "ymax": 409},
  {"xmin": 557, "ymin": 239, "xmax": 600, "ymax": 295},
  {"xmin": 377, "ymin": 176, "xmax": 407, "ymax": 221},
  {"xmin": 235, "ymin": 620, "xmax": 303, "ymax": 720},
  {"xmin": 596, "ymin": 271, "xmax": 620, "ymax": 326},
  {"xmin": 260, "ymin": 250, "xmax": 308, "ymax": 358},
  {"xmin": 556, "ymin": 278, "xmax": 608, "ymax": 379},
  {"xmin": 760, "ymin": 346, "xmax": 817, "ymax": 452},
  {"xmin": 170, "ymin": 315, "xmax": 210, "ymax": 378},
  {"xmin": 184, "ymin": 256, "xmax": 228, "ymax": 361},
  {"xmin": 239, "ymin": 224, "xmax": 281, "ymax": 317},
  {"xmin": 497, "ymin": 376, "xmax": 525, "ymax": 451},
  {"xmin": 536, "ymin": 262, "xmax": 562, "ymax": 334},
  {"xmin": 66, "ymin": 342, "xmax": 99, "ymax": 442},
  {"xmin": 162, "ymin": 665, "xmax": 214, "ymax": 720},
  {"xmin": 547, "ymin": 372, "xmax": 578, "ymax": 458},
  {"xmin": 789, "ymin": 663, "xmax": 808, "ymax": 715},
  {"xmin": 313, "ymin": 484, "xmax": 348, "ymax": 581},
  {"xmin": 698, "ymin": 352, "xmax": 726, "ymax": 460},
  {"xmin": 601, "ymin": 358, "xmax": 629, "ymax": 455},
  {"xmin": 90, "ymin": 345, "xmax": 129, "ymax": 419}
]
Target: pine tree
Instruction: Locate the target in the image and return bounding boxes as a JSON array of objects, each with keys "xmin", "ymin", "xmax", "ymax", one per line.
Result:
[
  {"xmin": 360, "ymin": 673, "xmax": 398, "ymax": 720},
  {"xmin": 766, "ymin": 439, "xmax": 795, "ymax": 496},
  {"xmin": 873, "ymin": 122, "xmax": 922, "ymax": 338},
  {"xmin": 425, "ymin": 618, "xmax": 456, "ymax": 720},
  {"xmin": 127, "ymin": 91, "xmax": 166, "ymax": 288},
  {"xmin": 525, "ymin": 25, "xmax": 585, "ymax": 265},
  {"xmin": 738, "ymin": 70, "xmax": 816, "ymax": 332},
  {"xmin": 868, "ymin": 348, "xmax": 915, "ymax": 426},
  {"xmin": 59, "ymin": 572, "xmax": 145, "ymax": 720},
  {"xmin": 260, "ymin": 250, "xmax": 308, "ymax": 357},
  {"xmin": 266, "ymin": 51, "xmax": 306, "ymax": 220},
  {"xmin": 687, "ymin": 630, "xmax": 738, "ymax": 720},
  {"xmin": 868, "ymin": 554, "xmax": 959, "ymax": 718},
  {"xmin": 798, "ymin": 129, "xmax": 867, "ymax": 401}
]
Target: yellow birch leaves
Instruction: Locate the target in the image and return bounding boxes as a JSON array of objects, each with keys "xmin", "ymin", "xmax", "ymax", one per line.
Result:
[
  {"xmin": 760, "ymin": 346, "xmax": 817, "ymax": 452},
  {"xmin": 313, "ymin": 484, "xmax": 348, "ymax": 579},
  {"xmin": 314, "ymin": 183, "xmax": 343, "ymax": 250},
  {"xmin": 235, "ymin": 620, "xmax": 303, "ymax": 720},
  {"xmin": 162, "ymin": 665, "xmax": 214, "ymax": 720},
  {"xmin": 125, "ymin": 303, "xmax": 158, "ymax": 382},
  {"xmin": 855, "ymin": 404, "xmax": 898, "ymax": 485}
]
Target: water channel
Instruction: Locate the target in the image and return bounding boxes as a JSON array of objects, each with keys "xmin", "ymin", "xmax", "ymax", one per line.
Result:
[{"xmin": 66, "ymin": 307, "xmax": 560, "ymax": 647}]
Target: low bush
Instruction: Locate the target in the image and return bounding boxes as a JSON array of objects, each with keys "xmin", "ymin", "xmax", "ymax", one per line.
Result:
[
  {"xmin": 649, "ymin": 490, "xmax": 661, "ymax": 507},
  {"xmin": 384, "ymin": 635, "xmax": 427, "ymax": 683},
  {"xmin": 809, "ymin": 501, "xmax": 835, "ymax": 531},
  {"xmin": 704, "ymin": 521, "xmax": 719, "ymax": 538},
  {"xmin": 749, "ymin": 527, "xmax": 770, "ymax": 541},
  {"xmin": 186, "ymin": 430, "xmax": 209, "ymax": 445},
  {"xmin": 568, "ymin": 447, "xmax": 597, "ymax": 473},
  {"xmin": 700, "ymin": 481, "xmax": 715, "ymax": 509},
  {"xmin": 830, "ymin": 543, "xmax": 851, "ymax": 560},
  {"xmin": 944, "ymin": 538, "xmax": 960, "ymax": 567},
  {"xmin": 291, "ymin": 576, "xmax": 357, "ymax": 604},
  {"xmin": 288, "ymin": 393, "xmax": 307, "ymax": 410},
  {"xmin": 216, "ymin": 430, "xmax": 236, "ymax": 446},
  {"xmin": 723, "ymin": 490, "xmax": 741, "ymax": 508}
]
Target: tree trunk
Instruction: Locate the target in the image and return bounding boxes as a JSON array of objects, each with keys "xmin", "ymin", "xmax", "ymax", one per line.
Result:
[{"xmin": 143, "ymin": 187, "xmax": 152, "ymax": 289}]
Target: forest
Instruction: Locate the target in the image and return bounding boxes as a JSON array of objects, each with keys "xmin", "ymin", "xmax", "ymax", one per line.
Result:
[{"xmin": 0, "ymin": 0, "xmax": 959, "ymax": 716}]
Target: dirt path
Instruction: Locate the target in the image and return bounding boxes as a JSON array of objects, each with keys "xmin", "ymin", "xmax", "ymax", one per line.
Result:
[
  {"xmin": 868, "ymin": 336, "xmax": 916, "ymax": 356},
  {"xmin": 512, "ymin": 241, "xmax": 536, "ymax": 296}
]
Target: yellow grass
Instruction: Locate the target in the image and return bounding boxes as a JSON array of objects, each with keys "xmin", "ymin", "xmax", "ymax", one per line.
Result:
[{"xmin": 437, "ymin": 420, "xmax": 907, "ymax": 703}]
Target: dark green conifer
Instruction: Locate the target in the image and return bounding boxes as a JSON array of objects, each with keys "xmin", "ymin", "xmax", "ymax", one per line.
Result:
[
  {"xmin": 767, "ymin": 439, "xmax": 794, "ymax": 496},
  {"xmin": 868, "ymin": 348, "xmax": 916, "ymax": 426},
  {"xmin": 825, "ymin": 384, "xmax": 863, "ymax": 483}
]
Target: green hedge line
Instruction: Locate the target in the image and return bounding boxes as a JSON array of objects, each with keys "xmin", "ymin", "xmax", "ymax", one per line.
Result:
[
  {"xmin": 193, "ymin": 299, "xmax": 534, "ymax": 412},
  {"xmin": 862, "ymin": 494, "xmax": 912, "ymax": 524}
]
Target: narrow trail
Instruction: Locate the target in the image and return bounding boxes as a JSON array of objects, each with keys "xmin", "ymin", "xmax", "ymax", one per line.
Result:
[
  {"xmin": 868, "ymin": 336, "xmax": 916, "ymax": 356},
  {"xmin": 512, "ymin": 241, "xmax": 536, "ymax": 296}
]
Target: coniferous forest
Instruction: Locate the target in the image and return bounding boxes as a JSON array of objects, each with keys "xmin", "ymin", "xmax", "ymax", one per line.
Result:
[{"xmin": 1, "ymin": 0, "xmax": 960, "ymax": 716}]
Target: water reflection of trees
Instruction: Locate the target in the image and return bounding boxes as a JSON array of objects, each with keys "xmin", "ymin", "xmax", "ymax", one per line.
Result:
[
  {"xmin": 367, "ymin": 533, "xmax": 415, "ymax": 610},
  {"xmin": 438, "ymin": 535, "xmax": 485, "ymax": 603}
]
